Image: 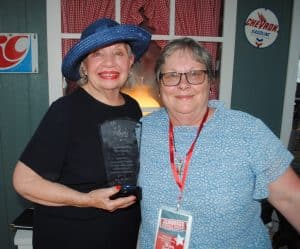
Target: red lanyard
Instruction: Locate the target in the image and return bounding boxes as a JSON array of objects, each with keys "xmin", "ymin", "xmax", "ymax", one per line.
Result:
[{"xmin": 169, "ymin": 108, "xmax": 209, "ymax": 192}]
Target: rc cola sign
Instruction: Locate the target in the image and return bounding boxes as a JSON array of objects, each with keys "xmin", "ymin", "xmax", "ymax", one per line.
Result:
[
  {"xmin": 0, "ymin": 33, "xmax": 38, "ymax": 73},
  {"xmin": 244, "ymin": 8, "xmax": 279, "ymax": 48}
]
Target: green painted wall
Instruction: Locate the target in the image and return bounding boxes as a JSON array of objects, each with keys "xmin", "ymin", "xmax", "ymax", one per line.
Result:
[
  {"xmin": 0, "ymin": 0, "xmax": 48, "ymax": 248},
  {"xmin": 231, "ymin": 0, "xmax": 293, "ymax": 136}
]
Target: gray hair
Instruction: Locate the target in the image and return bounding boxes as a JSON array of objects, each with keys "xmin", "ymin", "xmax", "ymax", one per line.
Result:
[{"xmin": 155, "ymin": 37, "xmax": 214, "ymax": 83}]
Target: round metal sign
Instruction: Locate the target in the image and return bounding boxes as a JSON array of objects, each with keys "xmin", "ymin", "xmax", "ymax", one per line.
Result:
[{"xmin": 244, "ymin": 8, "xmax": 279, "ymax": 48}]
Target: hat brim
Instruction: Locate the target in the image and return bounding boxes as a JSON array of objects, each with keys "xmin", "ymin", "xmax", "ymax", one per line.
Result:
[{"xmin": 62, "ymin": 25, "xmax": 151, "ymax": 81}]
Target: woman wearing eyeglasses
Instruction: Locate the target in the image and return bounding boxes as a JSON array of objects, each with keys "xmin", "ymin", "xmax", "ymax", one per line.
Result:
[{"xmin": 137, "ymin": 37, "xmax": 300, "ymax": 249}]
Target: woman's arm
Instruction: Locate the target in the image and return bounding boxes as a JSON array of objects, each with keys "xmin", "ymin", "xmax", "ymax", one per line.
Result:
[
  {"xmin": 268, "ymin": 166, "xmax": 300, "ymax": 232},
  {"xmin": 13, "ymin": 161, "xmax": 136, "ymax": 212}
]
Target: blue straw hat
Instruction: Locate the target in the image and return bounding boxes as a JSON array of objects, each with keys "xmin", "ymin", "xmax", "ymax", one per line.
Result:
[{"xmin": 62, "ymin": 18, "xmax": 151, "ymax": 81}]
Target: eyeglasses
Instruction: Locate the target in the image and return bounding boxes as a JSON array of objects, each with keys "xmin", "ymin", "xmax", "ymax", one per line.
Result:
[{"xmin": 159, "ymin": 70, "xmax": 207, "ymax": 87}]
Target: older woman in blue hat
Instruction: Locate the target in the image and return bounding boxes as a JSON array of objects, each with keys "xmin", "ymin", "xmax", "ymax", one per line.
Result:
[{"xmin": 12, "ymin": 18, "xmax": 151, "ymax": 249}]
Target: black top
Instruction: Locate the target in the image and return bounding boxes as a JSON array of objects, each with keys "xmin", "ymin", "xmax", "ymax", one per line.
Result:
[{"xmin": 19, "ymin": 87, "xmax": 142, "ymax": 248}]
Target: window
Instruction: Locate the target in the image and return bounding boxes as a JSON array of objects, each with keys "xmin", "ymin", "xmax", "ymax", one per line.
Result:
[{"xmin": 46, "ymin": 0, "xmax": 237, "ymax": 113}]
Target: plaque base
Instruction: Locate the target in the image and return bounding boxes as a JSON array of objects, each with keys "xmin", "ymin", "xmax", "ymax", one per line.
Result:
[{"xmin": 110, "ymin": 185, "xmax": 142, "ymax": 200}]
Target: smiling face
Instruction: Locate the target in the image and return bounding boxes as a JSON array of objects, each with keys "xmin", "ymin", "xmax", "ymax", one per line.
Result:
[
  {"xmin": 159, "ymin": 49, "xmax": 210, "ymax": 125},
  {"xmin": 82, "ymin": 43, "xmax": 134, "ymax": 97}
]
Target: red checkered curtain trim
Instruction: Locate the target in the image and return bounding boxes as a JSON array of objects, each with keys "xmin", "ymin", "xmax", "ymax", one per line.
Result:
[
  {"xmin": 121, "ymin": 0, "xmax": 170, "ymax": 35},
  {"xmin": 61, "ymin": 0, "xmax": 221, "ymax": 64},
  {"xmin": 175, "ymin": 0, "xmax": 222, "ymax": 36},
  {"xmin": 175, "ymin": 0, "xmax": 222, "ymax": 66}
]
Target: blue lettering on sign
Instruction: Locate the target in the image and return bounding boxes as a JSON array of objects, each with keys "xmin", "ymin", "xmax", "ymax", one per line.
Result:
[{"xmin": 251, "ymin": 29, "xmax": 270, "ymax": 37}]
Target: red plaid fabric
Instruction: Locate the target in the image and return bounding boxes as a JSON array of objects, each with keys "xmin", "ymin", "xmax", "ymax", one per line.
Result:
[
  {"xmin": 61, "ymin": 0, "xmax": 115, "ymax": 33},
  {"xmin": 175, "ymin": 0, "xmax": 222, "ymax": 36},
  {"xmin": 62, "ymin": 39, "xmax": 78, "ymax": 58},
  {"xmin": 121, "ymin": 0, "xmax": 170, "ymax": 35}
]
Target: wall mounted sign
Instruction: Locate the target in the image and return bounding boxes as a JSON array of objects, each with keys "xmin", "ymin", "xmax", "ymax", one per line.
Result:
[
  {"xmin": 0, "ymin": 33, "xmax": 38, "ymax": 73},
  {"xmin": 244, "ymin": 8, "xmax": 279, "ymax": 48}
]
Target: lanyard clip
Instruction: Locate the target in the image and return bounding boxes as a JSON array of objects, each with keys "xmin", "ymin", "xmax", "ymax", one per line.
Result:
[{"xmin": 177, "ymin": 192, "xmax": 183, "ymax": 211}]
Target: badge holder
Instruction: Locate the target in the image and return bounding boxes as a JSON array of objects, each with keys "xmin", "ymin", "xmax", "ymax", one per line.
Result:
[{"xmin": 154, "ymin": 206, "xmax": 192, "ymax": 249}]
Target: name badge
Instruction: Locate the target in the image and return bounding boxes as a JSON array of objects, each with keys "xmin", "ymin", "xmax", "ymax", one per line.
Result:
[{"xmin": 154, "ymin": 206, "xmax": 192, "ymax": 249}]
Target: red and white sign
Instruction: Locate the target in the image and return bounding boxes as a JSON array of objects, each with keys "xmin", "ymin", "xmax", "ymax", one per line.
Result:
[
  {"xmin": 154, "ymin": 207, "xmax": 192, "ymax": 249},
  {"xmin": 0, "ymin": 33, "xmax": 38, "ymax": 73},
  {"xmin": 244, "ymin": 8, "xmax": 279, "ymax": 48}
]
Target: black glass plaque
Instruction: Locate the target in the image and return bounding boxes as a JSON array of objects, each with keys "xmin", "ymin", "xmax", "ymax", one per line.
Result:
[{"xmin": 98, "ymin": 118, "xmax": 142, "ymax": 200}]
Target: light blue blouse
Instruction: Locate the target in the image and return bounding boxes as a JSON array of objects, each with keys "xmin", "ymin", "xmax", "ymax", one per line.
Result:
[{"xmin": 138, "ymin": 100, "xmax": 293, "ymax": 249}]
